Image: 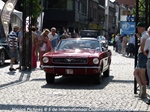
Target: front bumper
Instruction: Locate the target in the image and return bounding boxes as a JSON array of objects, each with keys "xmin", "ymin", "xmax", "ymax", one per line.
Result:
[{"xmin": 42, "ymin": 65, "xmax": 101, "ymax": 75}]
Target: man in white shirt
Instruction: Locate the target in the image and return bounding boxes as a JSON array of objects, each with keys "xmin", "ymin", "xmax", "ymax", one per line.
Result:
[
  {"xmin": 135, "ymin": 22, "xmax": 149, "ymax": 98},
  {"xmin": 128, "ymin": 33, "xmax": 135, "ymax": 57},
  {"xmin": 144, "ymin": 26, "xmax": 150, "ymax": 104},
  {"xmin": 48, "ymin": 27, "xmax": 58, "ymax": 51}
]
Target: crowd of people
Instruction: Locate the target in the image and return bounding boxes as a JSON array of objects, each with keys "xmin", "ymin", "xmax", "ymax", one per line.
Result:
[
  {"xmin": 112, "ymin": 32, "xmax": 135, "ymax": 57},
  {"xmin": 111, "ymin": 22, "xmax": 150, "ymax": 104},
  {"xmin": 7, "ymin": 26, "xmax": 75, "ymax": 71}
]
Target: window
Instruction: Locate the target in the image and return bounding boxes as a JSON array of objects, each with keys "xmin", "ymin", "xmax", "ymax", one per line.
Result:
[{"xmin": 47, "ymin": 0, "xmax": 67, "ymax": 9}]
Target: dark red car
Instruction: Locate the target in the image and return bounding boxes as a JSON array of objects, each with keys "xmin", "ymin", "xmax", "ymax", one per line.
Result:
[{"xmin": 42, "ymin": 38, "xmax": 111, "ymax": 84}]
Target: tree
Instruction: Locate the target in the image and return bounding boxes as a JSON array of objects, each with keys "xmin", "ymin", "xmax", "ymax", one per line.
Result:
[
  {"xmin": 130, "ymin": 0, "xmax": 149, "ymax": 22},
  {"xmin": 2, "ymin": 0, "xmax": 43, "ymax": 25}
]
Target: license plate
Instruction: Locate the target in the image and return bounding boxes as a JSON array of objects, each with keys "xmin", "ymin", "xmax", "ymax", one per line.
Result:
[{"xmin": 66, "ymin": 69, "xmax": 73, "ymax": 74}]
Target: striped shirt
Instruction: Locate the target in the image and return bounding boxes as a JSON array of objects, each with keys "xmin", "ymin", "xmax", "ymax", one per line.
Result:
[{"xmin": 8, "ymin": 31, "xmax": 18, "ymax": 49}]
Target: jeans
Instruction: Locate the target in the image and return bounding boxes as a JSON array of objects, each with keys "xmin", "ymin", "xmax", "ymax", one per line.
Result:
[{"xmin": 138, "ymin": 53, "xmax": 147, "ymax": 68}]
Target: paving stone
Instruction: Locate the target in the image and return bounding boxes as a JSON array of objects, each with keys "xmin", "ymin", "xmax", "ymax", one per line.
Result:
[{"xmin": 0, "ymin": 46, "xmax": 150, "ymax": 111}]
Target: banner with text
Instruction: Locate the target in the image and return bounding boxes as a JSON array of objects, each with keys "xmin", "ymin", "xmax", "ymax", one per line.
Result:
[{"xmin": 1, "ymin": 0, "xmax": 18, "ymax": 37}]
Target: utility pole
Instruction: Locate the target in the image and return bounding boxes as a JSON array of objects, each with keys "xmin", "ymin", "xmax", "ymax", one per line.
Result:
[{"xmin": 21, "ymin": 0, "xmax": 33, "ymax": 71}]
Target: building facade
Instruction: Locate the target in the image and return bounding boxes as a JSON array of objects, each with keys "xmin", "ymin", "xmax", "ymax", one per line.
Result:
[
  {"xmin": 116, "ymin": 0, "xmax": 136, "ymax": 9},
  {"xmin": 42, "ymin": 0, "xmax": 106, "ymax": 35}
]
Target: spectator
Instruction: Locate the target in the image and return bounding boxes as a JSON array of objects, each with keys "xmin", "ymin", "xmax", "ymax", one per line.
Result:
[
  {"xmin": 121, "ymin": 34, "xmax": 128, "ymax": 56},
  {"xmin": 16, "ymin": 27, "xmax": 23, "ymax": 70},
  {"xmin": 117, "ymin": 35, "xmax": 122, "ymax": 53},
  {"xmin": 39, "ymin": 29, "xmax": 51, "ymax": 68},
  {"xmin": 135, "ymin": 22, "xmax": 149, "ymax": 98},
  {"xmin": 68, "ymin": 32, "xmax": 72, "ymax": 38},
  {"xmin": 36, "ymin": 27, "xmax": 42, "ymax": 61},
  {"xmin": 115, "ymin": 34, "xmax": 119, "ymax": 52},
  {"xmin": 8, "ymin": 25, "xmax": 19, "ymax": 71},
  {"xmin": 48, "ymin": 27, "xmax": 58, "ymax": 51},
  {"xmin": 128, "ymin": 33, "xmax": 135, "ymax": 57},
  {"xmin": 31, "ymin": 26, "xmax": 39, "ymax": 68},
  {"xmin": 143, "ymin": 26, "xmax": 150, "ymax": 104}
]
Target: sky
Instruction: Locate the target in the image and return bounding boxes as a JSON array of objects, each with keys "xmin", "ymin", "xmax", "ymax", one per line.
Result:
[{"xmin": 110, "ymin": 0, "xmax": 115, "ymax": 2}]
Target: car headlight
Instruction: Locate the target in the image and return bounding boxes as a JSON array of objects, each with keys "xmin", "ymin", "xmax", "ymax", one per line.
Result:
[
  {"xmin": 93, "ymin": 58, "xmax": 99, "ymax": 64},
  {"xmin": 43, "ymin": 57, "xmax": 49, "ymax": 63}
]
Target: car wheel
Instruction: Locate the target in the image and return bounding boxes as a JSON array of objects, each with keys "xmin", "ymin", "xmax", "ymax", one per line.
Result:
[
  {"xmin": 103, "ymin": 67, "xmax": 110, "ymax": 77},
  {"xmin": 0, "ymin": 50, "xmax": 5, "ymax": 66},
  {"xmin": 93, "ymin": 72, "xmax": 102, "ymax": 84},
  {"xmin": 46, "ymin": 73, "xmax": 55, "ymax": 84}
]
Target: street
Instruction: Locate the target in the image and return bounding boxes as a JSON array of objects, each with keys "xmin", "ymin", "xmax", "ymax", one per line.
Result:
[{"xmin": 0, "ymin": 46, "xmax": 150, "ymax": 112}]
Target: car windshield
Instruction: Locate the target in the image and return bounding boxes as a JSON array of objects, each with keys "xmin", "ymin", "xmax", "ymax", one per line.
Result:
[{"xmin": 57, "ymin": 39, "xmax": 102, "ymax": 51}]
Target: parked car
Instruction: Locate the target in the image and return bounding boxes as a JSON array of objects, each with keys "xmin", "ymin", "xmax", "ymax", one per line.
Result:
[
  {"xmin": 42, "ymin": 38, "xmax": 112, "ymax": 84},
  {"xmin": 80, "ymin": 30, "xmax": 99, "ymax": 38},
  {"xmin": 97, "ymin": 35, "xmax": 108, "ymax": 49},
  {"xmin": 0, "ymin": 38, "xmax": 10, "ymax": 65},
  {"xmin": 0, "ymin": 37, "xmax": 19, "ymax": 65}
]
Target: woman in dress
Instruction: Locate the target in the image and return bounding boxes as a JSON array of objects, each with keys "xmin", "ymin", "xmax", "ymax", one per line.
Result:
[{"xmin": 39, "ymin": 29, "xmax": 51, "ymax": 67}]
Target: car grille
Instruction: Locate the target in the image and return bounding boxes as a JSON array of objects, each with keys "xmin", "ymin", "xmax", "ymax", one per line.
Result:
[{"xmin": 52, "ymin": 58, "xmax": 88, "ymax": 64}]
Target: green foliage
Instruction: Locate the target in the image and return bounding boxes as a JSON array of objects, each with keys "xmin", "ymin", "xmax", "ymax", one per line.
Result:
[
  {"xmin": 2, "ymin": 0, "xmax": 43, "ymax": 25},
  {"xmin": 130, "ymin": 0, "xmax": 150, "ymax": 22}
]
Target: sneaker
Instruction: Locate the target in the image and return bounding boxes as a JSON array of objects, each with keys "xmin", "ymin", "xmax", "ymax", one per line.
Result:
[{"xmin": 9, "ymin": 68, "xmax": 16, "ymax": 71}]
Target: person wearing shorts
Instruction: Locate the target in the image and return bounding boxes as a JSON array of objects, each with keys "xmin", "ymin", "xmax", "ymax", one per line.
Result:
[
  {"xmin": 8, "ymin": 25, "xmax": 19, "ymax": 71},
  {"xmin": 135, "ymin": 22, "xmax": 149, "ymax": 98}
]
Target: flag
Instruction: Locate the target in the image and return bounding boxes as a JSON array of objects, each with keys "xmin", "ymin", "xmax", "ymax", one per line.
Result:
[{"xmin": 0, "ymin": 0, "xmax": 18, "ymax": 37}]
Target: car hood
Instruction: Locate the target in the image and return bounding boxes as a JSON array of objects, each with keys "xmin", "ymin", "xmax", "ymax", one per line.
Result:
[{"xmin": 43, "ymin": 49, "xmax": 101, "ymax": 58}]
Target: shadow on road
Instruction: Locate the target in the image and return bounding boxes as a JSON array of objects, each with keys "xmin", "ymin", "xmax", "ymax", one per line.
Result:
[
  {"xmin": 0, "ymin": 71, "xmax": 31, "ymax": 90},
  {"xmin": 41, "ymin": 76, "xmax": 114, "ymax": 90}
]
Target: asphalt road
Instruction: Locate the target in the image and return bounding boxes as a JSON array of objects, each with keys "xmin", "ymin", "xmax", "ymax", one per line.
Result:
[{"xmin": 0, "ymin": 46, "xmax": 150, "ymax": 112}]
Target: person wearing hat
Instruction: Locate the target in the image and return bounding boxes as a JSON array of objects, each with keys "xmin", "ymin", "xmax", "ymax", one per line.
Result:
[
  {"xmin": 134, "ymin": 22, "xmax": 149, "ymax": 98},
  {"xmin": 8, "ymin": 25, "xmax": 19, "ymax": 71}
]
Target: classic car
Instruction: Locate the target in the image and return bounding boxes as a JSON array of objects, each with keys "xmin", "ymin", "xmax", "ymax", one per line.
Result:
[
  {"xmin": 42, "ymin": 38, "xmax": 112, "ymax": 84},
  {"xmin": 80, "ymin": 30, "xmax": 99, "ymax": 38},
  {"xmin": 0, "ymin": 37, "xmax": 19, "ymax": 65},
  {"xmin": 0, "ymin": 38, "xmax": 10, "ymax": 65}
]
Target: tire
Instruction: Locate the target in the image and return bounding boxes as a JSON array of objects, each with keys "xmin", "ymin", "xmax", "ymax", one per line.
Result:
[
  {"xmin": 0, "ymin": 50, "xmax": 5, "ymax": 66},
  {"xmin": 46, "ymin": 73, "xmax": 55, "ymax": 84},
  {"xmin": 103, "ymin": 67, "xmax": 110, "ymax": 77},
  {"xmin": 93, "ymin": 72, "xmax": 102, "ymax": 84}
]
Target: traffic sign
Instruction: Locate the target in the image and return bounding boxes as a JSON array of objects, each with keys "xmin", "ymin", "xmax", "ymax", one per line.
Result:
[{"xmin": 121, "ymin": 21, "xmax": 135, "ymax": 35}]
